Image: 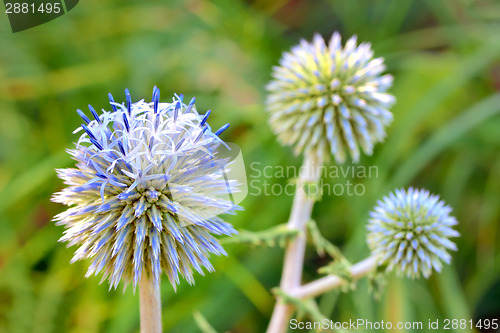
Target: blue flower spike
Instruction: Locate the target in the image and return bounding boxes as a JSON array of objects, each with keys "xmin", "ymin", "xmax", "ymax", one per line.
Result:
[
  {"xmin": 125, "ymin": 88, "xmax": 131, "ymax": 115},
  {"xmin": 77, "ymin": 109, "xmax": 91, "ymax": 124},
  {"xmin": 88, "ymin": 105, "xmax": 101, "ymax": 123},
  {"xmin": 108, "ymin": 93, "xmax": 118, "ymax": 112}
]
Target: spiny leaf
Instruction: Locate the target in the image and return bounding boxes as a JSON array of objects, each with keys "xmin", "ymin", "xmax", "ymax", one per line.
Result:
[
  {"xmin": 221, "ymin": 224, "xmax": 298, "ymax": 247},
  {"xmin": 318, "ymin": 260, "xmax": 355, "ymax": 293},
  {"xmin": 368, "ymin": 263, "xmax": 388, "ymax": 300},
  {"xmin": 193, "ymin": 311, "xmax": 218, "ymax": 333},
  {"xmin": 308, "ymin": 220, "xmax": 354, "ymax": 291},
  {"xmin": 307, "ymin": 219, "xmax": 344, "ymax": 261},
  {"xmin": 273, "ymin": 288, "xmax": 328, "ymax": 324}
]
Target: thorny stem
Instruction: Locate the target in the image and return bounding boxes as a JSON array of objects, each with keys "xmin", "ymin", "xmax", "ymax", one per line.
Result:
[
  {"xmin": 139, "ymin": 276, "xmax": 162, "ymax": 333},
  {"xmin": 266, "ymin": 154, "xmax": 323, "ymax": 333}
]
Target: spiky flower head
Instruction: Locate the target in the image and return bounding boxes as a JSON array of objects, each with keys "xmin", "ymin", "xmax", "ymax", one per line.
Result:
[
  {"xmin": 266, "ymin": 32, "xmax": 395, "ymax": 163},
  {"xmin": 367, "ymin": 188, "xmax": 459, "ymax": 279},
  {"xmin": 52, "ymin": 87, "xmax": 240, "ymax": 290}
]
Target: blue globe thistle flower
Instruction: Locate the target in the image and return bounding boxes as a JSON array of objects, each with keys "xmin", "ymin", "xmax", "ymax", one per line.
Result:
[
  {"xmin": 367, "ymin": 188, "xmax": 459, "ymax": 279},
  {"xmin": 52, "ymin": 87, "xmax": 240, "ymax": 290},
  {"xmin": 266, "ymin": 32, "xmax": 395, "ymax": 163}
]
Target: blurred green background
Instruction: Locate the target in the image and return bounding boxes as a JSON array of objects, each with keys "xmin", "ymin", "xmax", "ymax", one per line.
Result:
[{"xmin": 1, "ymin": 0, "xmax": 500, "ymax": 332}]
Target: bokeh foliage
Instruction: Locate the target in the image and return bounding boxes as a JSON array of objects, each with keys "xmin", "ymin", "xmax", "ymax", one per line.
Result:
[{"xmin": 0, "ymin": 0, "xmax": 499, "ymax": 332}]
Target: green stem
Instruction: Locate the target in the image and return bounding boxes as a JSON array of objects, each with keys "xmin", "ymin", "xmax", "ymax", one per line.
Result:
[
  {"xmin": 266, "ymin": 154, "xmax": 323, "ymax": 333},
  {"xmin": 139, "ymin": 276, "xmax": 162, "ymax": 333}
]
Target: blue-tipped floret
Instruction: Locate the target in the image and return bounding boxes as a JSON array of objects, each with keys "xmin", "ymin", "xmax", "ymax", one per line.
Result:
[
  {"xmin": 185, "ymin": 97, "xmax": 195, "ymax": 114},
  {"xmin": 125, "ymin": 88, "xmax": 131, "ymax": 115},
  {"xmin": 200, "ymin": 110, "xmax": 211, "ymax": 127},
  {"xmin": 108, "ymin": 93, "xmax": 118, "ymax": 112},
  {"xmin": 88, "ymin": 105, "xmax": 101, "ymax": 123},
  {"xmin": 77, "ymin": 109, "xmax": 91, "ymax": 124},
  {"xmin": 122, "ymin": 113, "xmax": 130, "ymax": 132},
  {"xmin": 215, "ymin": 123, "xmax": 230, "ymax": 136}
]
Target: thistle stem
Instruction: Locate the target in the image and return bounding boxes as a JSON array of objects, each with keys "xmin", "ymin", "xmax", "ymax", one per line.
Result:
[
  {"xmin": 266, "ymin": 154, "xmax": 323, "ymax": 333},
  {"xmin": 290, "ymin": 256, "xmax": 378, "ymax": 299},
  {"xmin": 139, "ymin": 277, "xmax": 162, "ymax": 333}
]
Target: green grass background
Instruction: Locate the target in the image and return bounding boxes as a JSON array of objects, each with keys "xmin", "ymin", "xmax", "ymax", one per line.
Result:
[{"xmin": 0, "ymin": 0, "xmax": 499, "ymax": 332}]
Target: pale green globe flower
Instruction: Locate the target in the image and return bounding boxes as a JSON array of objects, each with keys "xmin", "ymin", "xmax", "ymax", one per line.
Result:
[
  {"xmin": 367, "ymin": 188, "xmax": 460, "ymax": 279},
  {"xmin": 266, "ymin": 32, "xmax": 395, "ymax": 163}
]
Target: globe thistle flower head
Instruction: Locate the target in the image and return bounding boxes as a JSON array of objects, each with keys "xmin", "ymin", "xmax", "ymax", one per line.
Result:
[
  {"xmin": 367, "ymin": 188, "xmax": 459, "ymax": 279},
  {"xmin": 266, "ymin": 32, "xmax": 395, "ymax": 163},
  {"xmin": 52, "ymin": 87, "xmax": 240, "ymax": 290}
]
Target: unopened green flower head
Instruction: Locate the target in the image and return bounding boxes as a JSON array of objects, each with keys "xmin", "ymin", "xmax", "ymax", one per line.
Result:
[
  {"xmin": 367, "ymin": 188, "xmax": 459, "ymax": 279},
  {"xmin": 266, "ymin": 32, "xmax": 395, "ymax": 163},
  {"xmin": 52, "ymin": 87, "xmax": 240, "ymax": 290}
]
